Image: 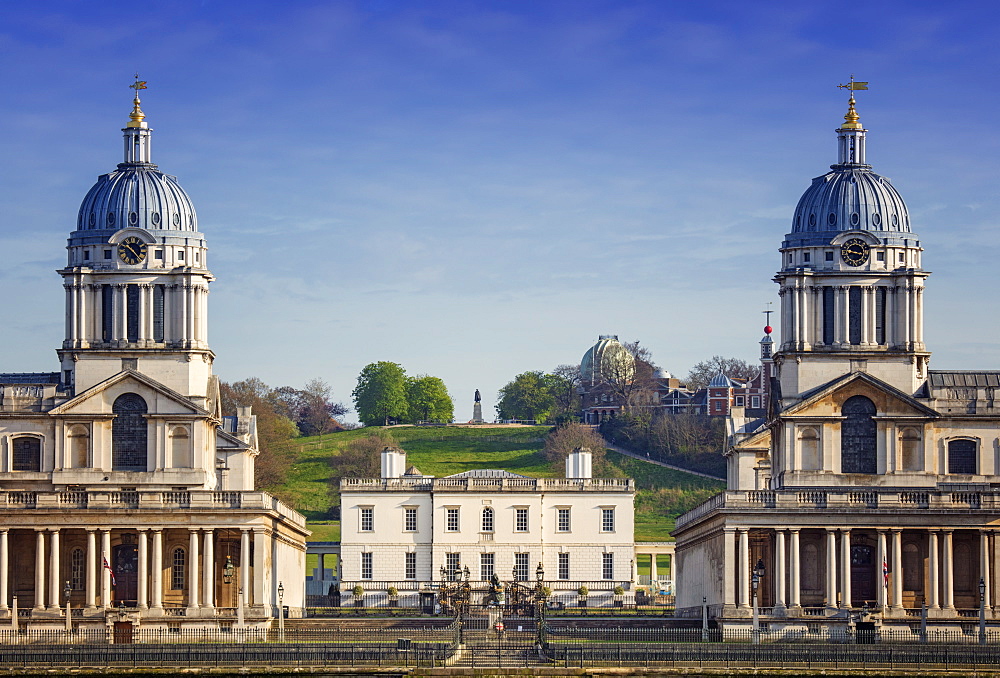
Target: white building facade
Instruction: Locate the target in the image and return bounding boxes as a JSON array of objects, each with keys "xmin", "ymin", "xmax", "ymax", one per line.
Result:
[
  {"xmin": 0, "ymin": 86, "xmax": 308, "ymax": 629},
  {"xmin": 674, "ymin": 90, "xmax": 1000, "ymax": 630},
  {"xmin": 339, "ymin": 449, "xmax": 636, "ymax": 607}
]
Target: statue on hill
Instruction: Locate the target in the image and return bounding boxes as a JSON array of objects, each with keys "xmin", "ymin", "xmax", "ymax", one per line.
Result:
[{"xmin": 473, "ymin": 389, "xmax": 484, "ymax": 423}]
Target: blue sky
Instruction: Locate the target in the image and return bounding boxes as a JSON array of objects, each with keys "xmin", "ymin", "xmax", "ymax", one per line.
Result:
[{"xmin": 1, "ymin": 1, "xmax": 999, "ymax": 422}]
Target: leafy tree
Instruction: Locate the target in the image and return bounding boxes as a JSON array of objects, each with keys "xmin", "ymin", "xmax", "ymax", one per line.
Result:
[
  {"xmin": 496, "ymin": 371, "xmax": 556, "ymax": 422},
  {"xmin": 269, "ymin": 379, "xmax": 349, "ymax": 438},
  {"xmin": 330, "ymin": 432, "xmax": 394, "ymax": 480},
  {"xmin": 542, "ymin": 422, "xmax": 614, "ymax": 476},
  {"xmin": 353, "ymin": 361, "xmax": 408, "ymax": 426},
  {"xmin": 685, "ymin": 355, "xmax": 758, "ymax": 390},
  {"xmin": 405, "ymin": 375, "xmax": 454, "ymax": 423},
  {"xmin": 545, "ymin": 365, "xmax": 582, "ymax": 422},
  {"xmin": 219, "ymin": 378, "xmax": 300, "ymax": 491}
]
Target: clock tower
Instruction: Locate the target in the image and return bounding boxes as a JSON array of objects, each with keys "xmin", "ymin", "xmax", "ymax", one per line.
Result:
[
  {"xmin": 773, "ymin": 86, "xmax": 929, "ymax": 401},
  {"xmin": 57, "ymin": 83, "xmax": 214, "ymax": 408}
]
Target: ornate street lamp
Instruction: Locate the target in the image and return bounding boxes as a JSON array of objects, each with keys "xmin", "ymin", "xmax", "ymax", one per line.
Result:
[
  {"xmin": 64, "ymin": 580, "xmax": 72, "ymax": 632},
  {"xmin": 223, "ymin": 556, "xmax": 235, "ymax": 585},
  {"xmin": 277, "ymin": 581, "xmax": 285, "ymax": 642},
  {"xmin": 751, "ymin": 559, "xmax": 765, "ymax": 645},
  {"xmin": 980, "ymin": 576, "xmax": 987, "ymax": 645},
  {"xmin": 534, "ymin": 563, "xmax": 546, "ymax": 649}
]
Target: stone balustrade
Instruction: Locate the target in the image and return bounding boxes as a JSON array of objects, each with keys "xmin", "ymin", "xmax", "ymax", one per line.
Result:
[{"xmin": 341, "ymin": 477, "xmax": 634, "ymax": 493}]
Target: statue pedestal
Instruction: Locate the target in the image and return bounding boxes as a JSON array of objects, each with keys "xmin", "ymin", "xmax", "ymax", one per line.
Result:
[{"xmin": 473, "ymin": 402, "xmax": 483, "ymax": 424}]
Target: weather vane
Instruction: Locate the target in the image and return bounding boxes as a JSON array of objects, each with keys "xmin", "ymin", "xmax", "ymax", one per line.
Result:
[
  {"xmin": 130, "ymin": 73, "xmax": 148, "ymax": 94},
  {"xmin": 838, "ymin": 74, "xmax": 868, "ymax": 94}
]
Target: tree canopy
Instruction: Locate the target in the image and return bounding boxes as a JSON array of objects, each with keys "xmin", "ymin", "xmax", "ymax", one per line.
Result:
[
  {"xmin": 353, "ymin": 361, "xmax": 409, "ymax": 426},
  {"xmin": 495, "ymin": 371, "xmax": 556, "ymax": 422},
  {"xmin": 406, "ymin": 375, "xmax": 454, "ymax": 423},
  {"xmin": 685, "ymin": 355, "xmax": 758, "ymax": 390}
]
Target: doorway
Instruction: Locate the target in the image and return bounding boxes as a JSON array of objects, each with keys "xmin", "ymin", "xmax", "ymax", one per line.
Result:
[
  {"xmin": 850, "ymin": 544, "xmax": 876, "ymax": 605},
  {"xmin": 113, "ymin": 540, "xmax": 139, "ymax": 605}
]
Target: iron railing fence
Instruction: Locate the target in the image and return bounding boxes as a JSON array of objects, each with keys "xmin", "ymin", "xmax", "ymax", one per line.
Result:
[
  {"xmin": 545, "ymin": 626, "xmax": 1000, "ymax": 645},
  {"xmin": 0, "ymin": 627, "xmax": 456, "ymax": 645}
]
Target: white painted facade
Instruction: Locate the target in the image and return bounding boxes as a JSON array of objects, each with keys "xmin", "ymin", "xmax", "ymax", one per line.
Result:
[{"xmin": 0, "ymin": 90, "xmax": 308, "ymax": 630}]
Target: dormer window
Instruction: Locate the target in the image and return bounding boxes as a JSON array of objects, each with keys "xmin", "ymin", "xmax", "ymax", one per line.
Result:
[{"xmin": 803, "ymin": 252, "xmax": 811, "ymax": 262}]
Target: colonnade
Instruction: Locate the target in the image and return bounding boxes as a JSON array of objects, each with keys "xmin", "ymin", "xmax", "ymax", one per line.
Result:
[
  {"xmin": 63, "ymin": 281, "xmax": 208, "ymax": 349},
  {"xmin": 0, "ymin": 527, "xmax": 261, "ymax": 614},
  {"xmin": 779, "ymin": 281, "xmax": 924, "ymax": 352},
  {"xmin": 723, "ymin": 527, "xmax": 1000, "ymax": 616}
]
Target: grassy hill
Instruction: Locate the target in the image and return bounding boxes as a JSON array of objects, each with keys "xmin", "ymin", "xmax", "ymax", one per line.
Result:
[{"xmin": 274, "ymin": 425, "xmax": 723, "ymax": 545}]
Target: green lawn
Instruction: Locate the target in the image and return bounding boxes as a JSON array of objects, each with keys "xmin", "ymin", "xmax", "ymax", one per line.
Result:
[{"xmin": 275, "ymin": 425, "xmax": 722, "ymax": 544}]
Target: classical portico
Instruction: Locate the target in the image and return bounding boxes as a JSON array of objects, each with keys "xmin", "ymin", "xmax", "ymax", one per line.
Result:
[{"xmin": 0, "ymin": 82, "xmax": 308, "ymax": 629}]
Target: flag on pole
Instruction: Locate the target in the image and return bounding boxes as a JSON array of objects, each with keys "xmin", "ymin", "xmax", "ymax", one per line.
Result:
[
  {"xmin": 883, "ymin": 559, "xmax": 889, "ymax": 588},
  {"xmin": 103, "ymin": 555, "xmax": 116, "ymax": 586}
]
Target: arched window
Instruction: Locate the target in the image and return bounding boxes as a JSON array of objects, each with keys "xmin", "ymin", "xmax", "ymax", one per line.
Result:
[
  {"xmin": 481, "ymin": 507, "xmax": 494, "ymax": 533},
  {"xmin": 112, "ymin": 393, "xmax": 148, "ymax": 471},
  {"xmin": 841, "ymin": 395, "xmax": 877, "ymax": 474},
  {"xmin": 948, "ymin": 439, "xmax": 977, "ymax": 475},
  {"xmin": 71, "ymin": 548, "xmax": 85, "ymax": 590},
  {"xmin": 900, "ymin": 428, "xmax": 922, "ymax": 471},
  {"xmin": 170, "ymin": 426, "xmax": 191, "ymax": 468},
  {"xmin": 799, "ymin": 427, "xmax": 820, "ymax": 470},
  {"xmin": 12, "ymin": 437, "xmax": 41, "ymax": 471},
  {"xmin": 171, "ymin": 547, "xmax": 186, "ymax": 590},
  {"xmin": 68, "ymin": 425, "xmax": 90, "ymax": 469}
]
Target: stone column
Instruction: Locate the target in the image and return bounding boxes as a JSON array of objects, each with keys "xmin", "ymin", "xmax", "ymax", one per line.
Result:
[
  {"xmin": 992, "ymin": 531, "xmax": 1000, "ymax": 615},
  {"xmin": 241, "ymin": 529, "xmax": 251, "ymax": 609},
  {"xmin": 723, "ymin": 528, "xmax": 737, "ymax": 609},
  {"xmin": 115, "ymin": 284, "xmax": 127, "ymax": 343},
  {"xmin": 789, "ymin": 529, "xmax": 801, "ymax": 609},
  {"xmin": 914, "ymin": 287, "xmax": 924, "ymax": 347},
  {"xmin": 85, "ymin": 529, "xmax": 97, "ymax": 610},
  {"xmin": 101, "ymin": 530, "xmax": 111, "ymax": 609},
  {"xmin": 48, "ymin": 529, "xmax": 60, "ymax": 611},
  {"xmin": 825, "ymin": 529, "xmax": 837, "ymax": 609},
  {"xmin": 188, "ymin": 529, "xmax": 200, "ymax": 611},
  {"xmin": 137, "ymin": 530, "xmax": 148, "ymax": 610},
  {"xmin": 202, "ymin": 529, "xmax": 215, "ymax": 610},
  {"xmin": 649, "ymin": 553, "xmax": 657, "ymax": 581},
  {"xmin": 981, "ymin": 530, "xmax": 991, "ymax": 610},
  {"xmin": 839, "ymin": 529, "xmax": 851, "ymax": 608},
  {"xmin": 864, "ymin": 286, "xmax": 876, "ymax": 346},
  {"xmin": 253, "ymin": 529, "xmax": 267, "ymax": 609},
  {"xmin": 151, "ymin": 530, "xmax": 163, "ymax": 611},
  {"xmin": 943, "ymin": 530, "xmax": 955, "ymax": 611},
  {"xmin": 876, "ymin": 530, "xmax": 888, "ymax": 610},
  {"xmin": 891, "ymin": 530, "xmax": 904, "ymax": 612},
  {"xmin": 928, "ymin": 530, "xmax": 940, "ymax": 610},
  {"xmin": 774, "ymin": 530, "xmax": 786, "ymax": 613},
  {"xmin": 0, "ymin": 530, "xmax": 8, "ymax": 612},
  {"xmin": 737, "ymin": 528, "xmax": 750, "ymax": 610},
  {"xmin": 34, "ymin": 530, "xmax": 46, "ymax": 611}
]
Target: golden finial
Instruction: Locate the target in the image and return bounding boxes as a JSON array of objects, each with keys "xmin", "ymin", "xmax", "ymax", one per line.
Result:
[
  {"xmin": 837, "ymin": 75, "xmax": 868, "ymax": 130},
  {"xmin": 127, "ymin": 74, "xmax": 148, "ymax": 128}
]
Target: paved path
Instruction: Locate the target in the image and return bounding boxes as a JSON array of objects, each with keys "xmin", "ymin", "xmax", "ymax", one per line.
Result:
[{"xmin": 606, "ymin": 443, "xmax": 726, "ymax": 481}]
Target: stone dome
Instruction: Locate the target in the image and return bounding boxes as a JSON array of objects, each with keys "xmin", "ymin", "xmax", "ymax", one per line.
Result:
[
  {"xmin": 77, "ymin": 165, "xmax": 197, "ymax": 233},
  {"xmin": 790, "ymin": 167, "xmax": 909, "ymax": 237},
  {"xmin": 581, "ymin": 335, "xmax": 635, "ymax": 385}
]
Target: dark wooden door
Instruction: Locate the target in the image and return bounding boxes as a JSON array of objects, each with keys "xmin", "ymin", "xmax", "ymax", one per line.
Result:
[
  {"xmin": 113, "ymin": 621, "xmax": 133, "ymax": 644},
  {"xmin": 113, "ymin": 543, "xmax": 138, "ymax": 605},
  {"xmin": 850, "ymin": 544, "xmax": 875, "ymax": 605}
]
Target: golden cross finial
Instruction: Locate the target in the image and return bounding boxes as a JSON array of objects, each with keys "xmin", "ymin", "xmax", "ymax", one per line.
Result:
[
  {"xmin": 837, "ymin": 75, "xmax": 868, "ymax": 129},
  {"xmin": 127, "ymin": 73, "xmax": 148, "ymax": 128}
]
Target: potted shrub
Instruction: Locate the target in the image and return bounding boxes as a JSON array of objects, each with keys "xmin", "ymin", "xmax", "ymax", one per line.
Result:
[
  {"xmin": 613, "ymin": 585, "xmax": 625, "ymax": 608},
  {"xmin": 540, "ymin": 586, "xmax": 552, "ymax": 599},
  {"xmin": 577, "ymin": 585, "xmax": 588, "ymax": 608},
  {"xmin": 387, "ymin": 586, "xmax": 399, "ymax": 608},
  {"xmin": 352, "ymin": 585, "xmax": 365, "ymax": 609}
]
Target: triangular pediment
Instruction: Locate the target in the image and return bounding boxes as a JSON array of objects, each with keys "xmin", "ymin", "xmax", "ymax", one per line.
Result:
[
  {"xmin": 49, "ymin": 369, "xmax": 208, "ymax": 416},
  {"xmin": 779, "ymin": 371, "xmax": 938, "ymax": 419}
]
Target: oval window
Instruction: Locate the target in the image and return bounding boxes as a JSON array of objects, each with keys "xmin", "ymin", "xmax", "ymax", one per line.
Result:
[
  {"xmin": 892, "ymin": 213, "xmax": 899, "ymax": 226},
  {"xmin": 828, "ymin": 212, "xmax": 837, "ymax": 226},
  {"xmin": 89, "ymin": 212, "xmax": 96, "ymax": 227},
  {"xmin": 129, "ymin": 211, "xmax": 138, "ymax": 225},
  {"xmin": 872, "ymin": 213, "xmax": 881, "ymax": 226},
  {"xmin": 107, "ymin": 212, "xmax": 116, "ymax": 226},
  {"xmin": 851, "ymin": 212, "xmax": 860, "ymax": 226},
  {"xmin": 173, "ymin": 213, "xmax": 181, "ymax": 226},
  {"xmin": 809, "ymin": 213, "xmax": 816, "ymax": 226},
  {"xmin": 151, "ymin": 212, "xmax": 160, "ymax": 225}
]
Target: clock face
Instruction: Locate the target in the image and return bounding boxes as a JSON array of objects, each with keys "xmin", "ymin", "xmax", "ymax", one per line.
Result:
[
  {"xmin": 117, "ymin": 236, "xmax": 147, "ymax": 265},
  {"xmin": 840, "ymin": 238, "xmax": 870, "ymax": 267}
]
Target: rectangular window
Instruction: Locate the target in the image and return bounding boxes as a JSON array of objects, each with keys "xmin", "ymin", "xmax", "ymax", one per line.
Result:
[
  {"xmin": 404, "ymin": 552, "xmax": 417, "ymax": 579},
  {"xmin": 83, "ymin": 250, "xmax": 90, "ymax": 261},
  {"xmin": 154, "ymin": 249, "xmax": 163, "ymax": 260},
  {"xmin": 153, "ymin": 285, "xmax": 165, "ymax": 342},
  {"xmin": 126, "ymin": 284, "xmax": 140, "ymax": 343},
  {"xmin": 751, "ymin": 396, "xmax": 760, "ymax": 409},
  {"xmin": 825, "ymin": 251, "xmax": 834, "ymax": 262},
  {"xmin": 899, "ymin": 252, "xmax": 905, "ymax": 262},
  {"xmin": 101, "ymin": 285, "xmax": 114, "ymax": 342},
  {"xmin": 360, "ymin": 507, "xmax": 374, "ymax": 532},
  {"xmin": 822, "ymin": 287, "xmax": 835, "ymax": 345},
  {"xmin": 875, "ymin": 287, "xmax": 887, "ymax": 345},
  {"xmin": 602, "ymin": 508, "xmax": 615, "ymax": 532},
  {"xmin": 446, "ymin": 507, "xmax": 460, "ymax": 532},
  {"xmin": 876, "ymin": 251, "xmax": 885, "ymax": 261},
  {"xmin": 446, "ymin": 552, "xmax": 461, "ymax": 581},
  {"xmin": 480, "ymin": 553, "xmax": 494, "ymax": 581},
  {"xmin": 171, "ymin": 548, "xmax": 186, "ymax": 590},
  {"xmin": 177, "ymin": 250, "xmax": 184, "ymax": 260},
  {"xmin": 803, "ymin": 252, "xmax": 810, "ymax": 262},
  {"xmin": 849, "ymin": 286, "xmax": 862, "ymax": 345},
  {"xmin": 514, "ymin": 553, "xmax": 529, "ymax": 581},
  {"xmin": 558, "ymin": 553, "xmax": 570, "ymax": 580},
  {"xmin": 515, "ymin": 507, "xmax": 529, "ymax": 532},
  {"xmin": 104, "ymin": 249, "xmax": 112, "ymax": 260},
  {"xmin": 735, "ymin": 396, "xmax": 745, "ymax": 406},
  {"xmin": 361, "ymin": 552, "xmax": 373, "ymax": 580},
  {"xmin": 404, "ymin": 507, "xmax": 417, "ymax": 532},
  {"xmin": 557, "ymin": 508, "xmax": 571, "ymax": 532},
  {"xmin": 602, "ymin": 553, "xmax": 614, "ymax": 580}
]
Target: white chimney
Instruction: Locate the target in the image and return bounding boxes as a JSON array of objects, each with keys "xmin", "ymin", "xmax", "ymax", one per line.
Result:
[
  {"xmin": 381, "ymin": 447, "xmax": 406, "ymax": 479},
  {"xmin": 566, "ymin": 447, "xmax": 593, "ymax": 479}
]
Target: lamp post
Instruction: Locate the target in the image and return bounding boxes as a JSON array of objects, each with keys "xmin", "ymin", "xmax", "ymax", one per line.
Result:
[
  {"xmin": 751, "ymin": 559, "xmax": 765, "ymax": 645},
  {"xmin": 277, "ymin": 581, "xmax": 285, "ymax": 642},
  {"xmin": 64, "ymin": 580, "xmax": 72, "ymax": 633},
  {"xmin": 534, "ymin": 562, "xmax": 546, "ymax": 650},
  {"xmin": 980, "ymin": 577, "xmax": 987, "ymax": 645}
]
